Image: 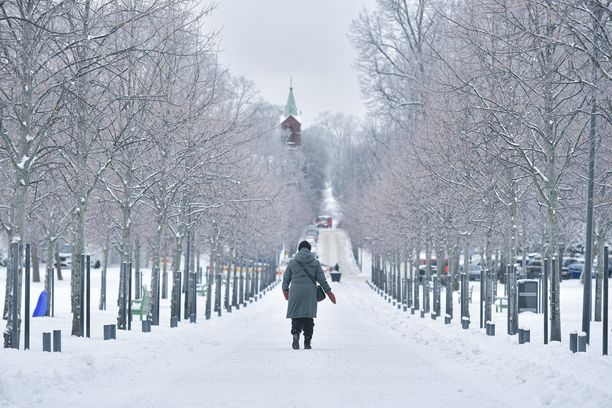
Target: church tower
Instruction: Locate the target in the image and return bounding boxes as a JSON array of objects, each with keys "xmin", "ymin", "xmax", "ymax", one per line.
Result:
[{"xmin": 281, "ymin": 83, "xmax": 301, "ymax": 146}]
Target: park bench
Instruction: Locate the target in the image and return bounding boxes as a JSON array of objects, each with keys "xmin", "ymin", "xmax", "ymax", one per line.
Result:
[
  {"xmin": 131, "ymin": 287, "xmax": 150, "ymax": 321},
  {"xmin": 495, "ymin": 296, "xmax": 508, "ymax": 313}
]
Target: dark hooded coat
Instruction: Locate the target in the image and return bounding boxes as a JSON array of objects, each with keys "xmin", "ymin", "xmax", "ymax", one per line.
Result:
[{"xmin": 282, "ymin": 248, "xmax": 331, "ymax": 318}]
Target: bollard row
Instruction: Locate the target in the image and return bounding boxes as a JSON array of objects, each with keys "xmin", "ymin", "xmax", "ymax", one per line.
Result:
[{"xmin": 42, "ymin": 330, "xmax": 62, "ymax": 352}]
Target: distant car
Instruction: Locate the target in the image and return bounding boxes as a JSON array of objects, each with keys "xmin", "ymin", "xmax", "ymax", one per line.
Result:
[
  {"xmin": 467, "ymin": 263, "xmax": 482, "ymax": 281},
  {"xmin": 561, "ymin": 257, "xmax": 580, "ymax": 279},
  {"xmin": 568, "ymin": 260, "xmax": 584, "ymax": 279},
  {"xmin": 567, "ymin": 260, "xmax": 596, "ymax": 279},
  {"xmin": 526, "ymin": 260, "xmax": 542, "ymax": 279},
  {"xmin": 315, "ymin": 215, "xmax": 332, "ymax": 229}
]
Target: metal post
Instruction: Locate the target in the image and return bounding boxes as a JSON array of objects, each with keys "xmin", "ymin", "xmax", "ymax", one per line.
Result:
[
  {"xmin": 25, "ymin": 243, "xmax": 30, "ymax": 350},
  {"xmin": 42, "ymin": 332, "xmax": 51, "ymax": 352},
  {"xmin": 480, "ymin": 269, "xmax": 484, "ymax": 329},
  {"xmin": 184, "ymin": 265, "xmax": 190, "ymax": 320},
  {"xmin": 191, "ymin": 272, "xmax": 197, "ymax": 322},
  {"xmin": 570, "ymin": 331, "xmax": 578, "ymax": 353},
  {"xmin": 506, "ymin": 265, "xmax": 511, "ymax": 335},
  {"xmin": 217, "ymin": 266, "xmax": 222, "ymax": 316},
  {"xmin": 225, "ymin": 264, "xmax": 231, "ymax": 312},
  {"xmin": 51, "ymin": 263, "xmax": 55, "ymax": 317},
  {"xmin": 80, "ymin": 254, "xmax": 85, "ymax": 337},
  {"xmin": 86, "ymin": 255, "xmax": 91, "ymax": 338},
  {"xmin": 157, "ymin": 267, "xmax": 161, "ymax": 325},
  {"xmin": 544, "ymin": 258, "xmax": 549, "ymax": 345},
  {"xmin": 205, "ymin": 267, "xmax": 212, "ymax": 320},
  {"xmin": 414, "ymin": 278, "xmax": 419, "ymax": 311},
  {"xmin": 603, "ymin": 246, "xmax": 608, "ymax": 355},
  {"xmin": 177, "ymin": 271, "xmax": 182, "ymax": 321},
  {"xmin": 120, "ymin": 262, "xmax": 127, "ymax": 329},
  {"xmin": 578, "ymin": 333, "xmax": 587, "ymax": 352},
  {"xmin": 232, "ymin": 265, "xmax": 238, "ymax": 309},
  {"xmin": 433, "ymin": 276, "xmax": 440, "ymax": 316},
  {"xmin": 11, "ymin": 241, "xmax": 19, "ymax": 349},
  {"xmin": 243, "ymin": 265, "xmax": 248, "ymax": 306},
  {"xmin": 46, "ymin": 266, "xmax": 51, "ymax": 317},
  {"xmin": 239, "ymin": 265, "xmax": 244, "ymax": 307},
  {"xmin": 104, "ymin": 325, "xmax": 111, "ymax": 340},
  {"xmin": 127, "ymin": 262, "xmax": 132, "ymax": 330},
  {"xmin": 53, "ymin": 330, "xmax": 61, "ymax": 352},
  {"xmin": 162, "ymin": 260, "xmax": 168, "ymax": 299}
]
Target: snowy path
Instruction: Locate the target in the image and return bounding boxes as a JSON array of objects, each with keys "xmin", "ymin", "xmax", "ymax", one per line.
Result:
[{"xmin": 2, "ymin": 229, "xmax": 611, "ymax": 407}]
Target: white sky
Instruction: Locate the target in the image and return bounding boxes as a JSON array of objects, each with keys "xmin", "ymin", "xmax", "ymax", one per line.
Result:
[{"xmin": 207, "ymin": 0, "xmax": 377, "ymax": 126}]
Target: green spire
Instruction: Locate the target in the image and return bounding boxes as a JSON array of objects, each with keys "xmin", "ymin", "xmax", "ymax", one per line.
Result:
[{"xmin": 283, "ymin": 86, "xmax": 299, "ymax": 120}]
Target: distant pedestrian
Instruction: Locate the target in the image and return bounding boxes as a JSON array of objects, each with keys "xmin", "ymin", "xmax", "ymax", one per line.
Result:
[{"xmin": 282, "ymin": 240, "xmax": 336, "ymax": 349}]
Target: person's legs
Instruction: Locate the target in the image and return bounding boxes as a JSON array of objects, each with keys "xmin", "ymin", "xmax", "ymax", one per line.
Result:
[
  {"xmin": 291, "ymin": 318, "xmax": 304, "ymax": 350},
  {"xmin": 303, "ymin": 318, "xmax": 314, "ymax": 349},
  {"xmin": 291, "ymin": 318, "xmax": 305, "ymax": 335}
]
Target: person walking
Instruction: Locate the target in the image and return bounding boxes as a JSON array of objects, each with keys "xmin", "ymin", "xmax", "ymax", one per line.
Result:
[{"xmin": 282, "ymin": 240, "xmax": 336, "ymax": 349}]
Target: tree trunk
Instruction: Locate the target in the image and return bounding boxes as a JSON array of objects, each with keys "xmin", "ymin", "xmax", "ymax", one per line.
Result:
[
  {"xmin": 31, "ymin": 241, "xmax": 40, "ymax": 282},
  {"xmin": 594, "ymin": 224, "xmax": 604, "ymax": 321},
  {"xmin": 149, "ymin": 212, "xmax": 165, "ymax": 319},
  {"xmin": 99, "ymin": 234, "xmax": 109, "ymax": 310},
  {"xmin": 117, "ymin": 202, "xmax": 132, "ymax": 330},
  {"xmin": 424, "ymin": 239, "xmax": 431, "ymax": 313},
  {"xmin": 71, "ymin": 176, "xmax": 87, "ymax": 336},
  {"xmin": 462, "ymin": 240, "xmax": 470, "ymax": 319}
]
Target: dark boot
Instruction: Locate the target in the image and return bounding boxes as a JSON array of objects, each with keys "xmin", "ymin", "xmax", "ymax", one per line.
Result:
[
  {"xmin": 292, "ymin": 333, "xmax": 300, "ymax": 350},
  {"xmin": 304, "ymin": 337, "xmax": 312, "ymax": 349}
]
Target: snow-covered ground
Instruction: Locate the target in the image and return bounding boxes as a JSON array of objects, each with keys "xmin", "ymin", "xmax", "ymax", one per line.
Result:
[{"xmin": 1, "ymin": 228, "xmax": 611, "ymax": 407}]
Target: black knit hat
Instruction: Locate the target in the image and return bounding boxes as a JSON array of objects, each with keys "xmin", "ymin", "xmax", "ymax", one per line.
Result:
[{"xmin": 298, "ymin": 240, "xmax": 311, "ymax": 251}]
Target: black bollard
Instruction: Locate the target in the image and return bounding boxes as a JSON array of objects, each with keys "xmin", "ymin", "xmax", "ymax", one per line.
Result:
[
  {"xmin": 523, "ymin": 329, "xmax": 530, "ymax": 343},
  {"xmin": 190, "ymin": 314, "xmax": 196, "ymax": 323},
  {"xmin": 110, "ymin": 324, "xmax": 116, "ymax": 339},
  {"xmin": 104, "ymin": 325, "xmax": 111, "ymax": 340},
  {"xmin": 86, "ymin": 255, "xmax": 91, "ymax": 338},
  {"xmin": 445, "ymin": 315, "xmax": 451, "ymax": 325},
  {"xmin": 11, "ymin": 242, "xmax": 19, "ymax": 349},
  {"xmin": 462, "ymin": 317, "xmax": 470, "ymax": 330},
  {"xmin": 25, "ymin": 243, "xmax": 31, "ymax": 350},
  {"xmin": 410, "ymin": 307, "xmax": 415, "ymax": 315},
  {"xmin": 420, "ymin": 310, "xmax": 425, "ymax": 318},
  {"xmin": 431, "ymin": 313, "xmax": 437, "ymax": 320},
  {"xmin": 53, "ymin": 330, "xmax": 61, "ymax": 352},
  {"xmin": 43, "ymin": 332, "xmax": 51, "ymax": 352},
  {"xmin": 578, "ymin": 333, "xmax": 587, "ymax": 352},
  {"xmin": 486, "ymin": 322, "xmax": 495, "ymax": 336},
  {"xmin": 80, "ymin": 255, "xmax": 85, "ymax": 337},
  {"xmin": 603, "ymin": 246, "xmax": 609, "ymax": 356},
  {"xmin": 171, "ymin": 316, "xmax": 178, "ymax": 328},
  {"xmin": 570, "ymin": 331, "xmax": 578, "ymax": 353}
]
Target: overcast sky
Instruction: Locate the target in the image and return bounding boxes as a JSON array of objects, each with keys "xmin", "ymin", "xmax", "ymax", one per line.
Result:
[{"xmin": 208, "ymin": 0, "xmax": 377, "ymax": 126}]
